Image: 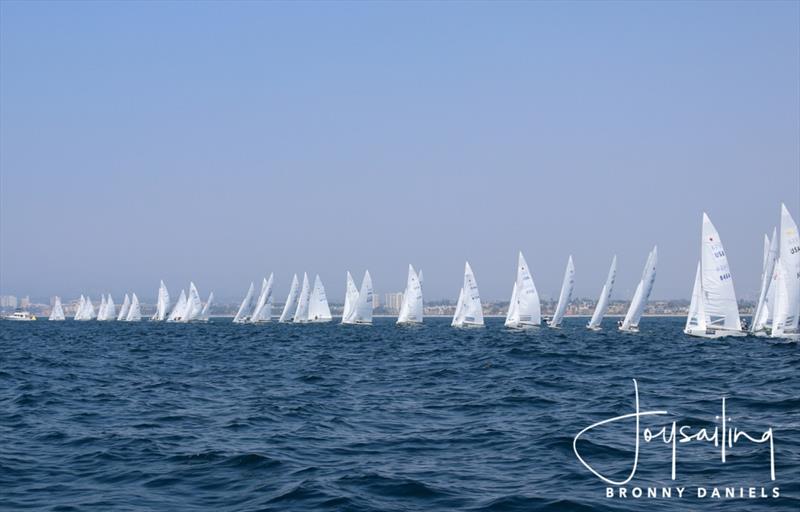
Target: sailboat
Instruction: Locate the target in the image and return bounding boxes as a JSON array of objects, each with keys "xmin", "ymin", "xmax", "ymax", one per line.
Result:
[
  {"xmin": 308, "ymin": 274, "xmax": 332, "ymax": 323},
  {"xmin": 587, "ymin": 256, "xmax": 617, "ymax": 330},
  {"xmin": 167, "ymin": 289, "xmax": 187, "ymax": 322},
  {"xmin": 125, "ymin": 293, "xmax": 142, "ymax": 321},
  {"xmin": 619, "ymin": 246, "xmax": 657, "ymax": 333},
  {"xmin": 80, "ymin": 296, "xmax": 97, "ymax": 321},
  {"xmin": 181, "ymin": 282, "xmax": 203, "ymax": 322},
  {"xmin": 49, "ymin": 297, "xmax": 65, "ymax": 321},
  {"xmin": 293, "ymin": 273, "xmax": 312, "ymax": 323},
  {"xmin": 279, "ymin": 274, "xmax": 300, "ymax": 323},
  {"xmin": 250, "ymin": 274, "xmax": 275, "ymax": 323},
  {"xmin": 397, "ymin": 265, "xmax": 423, "ymax": 324},
  {"xmin": 751, "ymin": 230, "xmax": 778, "ymax": 336},
  {"xmin": 341, "ymin": 271, "xmax": 359, "ymax": 324},
  {"xmin": 117, "ymin": 294, "xmax": 131, "ymax": 321},
  {"xmin": 343, "ymin": 271, "xmax": 373, "ymax": 324},
  {"xmin": 684, "ymin": 213, "xmax": 745, "ymax": 338},
  {"xmin": 199, "ymin": 292, "xmax": 214, "ymax": 322},
  {"xmin": 504, "ymin": 252, "xmax": 539, "ymax": 329},
  {"xmin": 453, "ymin": 262, "xmax": 484, "ymax": 328},
  {"xmin": 770, "ymin": 204, "xmax": 800, "ymax": 340},
  {"xmin": 97, "ymin": 295, "xmax": 107, "ymax": 321},
  {"xmin": 548, "ymin": 256, "xmax": 575, "ymax": 328},
  {"xmin": 232, "ymin": 282, "xmax": 255, "ymax": 324},
  {"xmin": 100, "ymin": 295, "xmax": 116, "ymax": 321},
  {"xmin": 151, "ymin": 280, "xmax": 171, "ymax": 321}
]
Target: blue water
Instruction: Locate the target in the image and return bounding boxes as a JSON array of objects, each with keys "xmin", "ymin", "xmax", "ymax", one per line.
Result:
[{"xmin": 2, "ymin": 317, "xmax": 798, "ymax": 511}]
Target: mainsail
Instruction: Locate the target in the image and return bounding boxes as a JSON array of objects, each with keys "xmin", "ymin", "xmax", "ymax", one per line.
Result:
[
  {"xmin": 167, "ymin": 290, "xmax": 187, "ymax": 322},
  {"xmin": 504, "ymin": 252, "xmax": 539, "ymax": 328},
  {"xmin": 452, "ymin": 262, "xmax": 484, "ymax": 327},
  {"xmin": 308, "ymin": 275, "xmax": 332, "ymax": 322},
  {"xmin": 751, "ymin": 229, "xmax": 778, "ymax": 333},
  {"xmin": 397, "ymin": 265, "xmax": 423, "ymax": 324},
  {"xmin": 182, "ymin": 282, "xmax": 203, "ymax": 322},
  {"xmin": 293, "ymin": 273, "xmax": 311, "ymax": 323},
  {"xmin": 74, "ymin": 295, "xmax": 86, "ymax": 320},
  {"xmin": 341, "ymin": 271, "xmax": 360, "ymax": 324},
  {"xmin": 349, "ymin": 271, "xmax": 373, "ymax": 324},
  {"xmin": 199, "ymin": 291, "xmax": 214, "ymax": 322},
  {"xmin": 126, "ymin": 293, "xmax": 142, "ymax": 321},
  {"xmin": 97, "ymin": 295, "xmax": 107, "ymax": 321},
  {"xmin": 151, "ymin": 280, "xmax": 170, "ymax": 321},
  {"xmin": 250, "ymin": 274, "xmax": 275, "ymax": 323},
  {"xmin": 232, "ymin": 282, "xmax": 255, "ymax": 324},
  {"xmin": 587, "ymin": 256, "xmax": 617, "ymax": 330},
  {"xmin": 279, "ymin": 274, "xmax": 300, "ymax": 323},
  {"xmin": 619, "ymin": 246, "xmax": 657, "ymax": 332},
  {"xmin": 775, "ymin": 204, "xmax": 800, "ymax": 335},
  {"xmin": 117, "ymin": 294, "xmax": 131, "ymax": 321},
  {"xmin": 549, "ymin": 256, "xmax": 575, "ymax": 328},
  {"xmin": 49, "ymin": 296, "xmax": 65, "ymax": 321}
]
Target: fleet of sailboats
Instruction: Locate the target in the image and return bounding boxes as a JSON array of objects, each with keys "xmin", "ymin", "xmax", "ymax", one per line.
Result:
[
  {"xmin": 749, "ymin": 204, "xmax": 800, "ymax": 340},
  {"xmin": 24, "ymin": 205, "xmax": 800, "ymax": 340}
]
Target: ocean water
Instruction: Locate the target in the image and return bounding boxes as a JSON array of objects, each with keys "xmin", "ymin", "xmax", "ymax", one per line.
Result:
[{"xmin": 1, "ymin": 317, "xmax": 798, "ymax": 511}]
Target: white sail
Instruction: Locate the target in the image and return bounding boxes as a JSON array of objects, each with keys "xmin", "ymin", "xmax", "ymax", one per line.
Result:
[
  {"xmin": 397, "ymin": 265, "xmax": 423, "ymax": 324},
  {"xmin": 232, "ymin": 282, "xmax": 255, "ymax": 324},
  {"xmin": 771, "ymin": 263, "xmax": 790, "ymax": 337},
  {"xmin": 549, "ymin": 256, "xmax": 575, "ymax": 328},
  {"xmin": 279, "ymin": 274, "xmax": 300, "ymax": 323},
  {"xmin": 167, "ymin": 290, "xmax": 187, "ymax": 322},
  {"xmin": 504, "ymin": 282, "xmax": 519, "ymax": 327},
  {"xmin": 684, "ymin": 261, "xmax": 706, "ymax": 333},
  {"xmin": 103, "ymin": 295, "xmax": 116, "ymax": 321},
  {"xmin": 620, "ymin": 246, "xmax": 657, "ymax": 331},
  {"xmin": 182, "ymin": 282, "xmax": 203, "ymax": 322},
  {"xmin": 97, "ymin": 295, "xmax": 107, "ymax": 320},
  {"xmin": 350, "ymin": 271, "xmax": 373, "ymax": 324},
  {"xmin": 452, "ymin": 262, "xmax": 484, "ymax": 327},
  {"xmin": 117, "ymin": 294, "xmax": 130, "ymax": 321},
  {"xmin": 85, "ymin": 296, "xmax": 97, "ymax": 320},
  {"xmin": 199, "ymin": 291, "xmax": 214, "ymax": 322},
  {"xmin": 700, "ymin": 214, "xmax": 741, "ymax": 331},
  {"xmin": 125, "ymin": 293, "xmax": 142, "ymax": 321},
  {"xmin": 418, "ymin": 270, "xmax": 424, "ymax": 286},
  {"xmin": 74, "ymin": 295, "xmax": 85, "ymax": 320},
  {"xmin": 341, "ymin": 271, "xmax": 360, "ymax": 324},
  {"xmin": 250, "ymin": 274, "xmax": 275, "ymax": 323},
  {"xmin": 293, "ymin": 273, "xmax": 311, "ymax": 323},
  {"xmin": 451, "ymin": 287, "xmax": 465, "ymax": 327},
  {"xmin": 151, "ymin": 280, "xmax": 170, "ymax": 321},
  {"xmin": 504, "ymin": 252, "xmax": 539, "ymax": 328},
  {"xmin": 775, "ymin": 204, "xmax": 800, "ymax": 335},
  {"xmin": 752, "ymin": 229, "xmax": 778, "ymax": 333},
  {"xmin": 49, "ymin": 297, "xmax": 65, "ymax": 321},
  {"xmin": 587, "ymin": 256, "xmax": 617, "ymax": 330},
  {"xmin": 308, "ymin": 274, "xmax": 332, "ymax": 322}
]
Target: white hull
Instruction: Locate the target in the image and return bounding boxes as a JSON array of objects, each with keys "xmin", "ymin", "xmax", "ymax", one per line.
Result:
[{"xmin": 684, "ymin": 327, "xmax": 747, "ymax": 339}]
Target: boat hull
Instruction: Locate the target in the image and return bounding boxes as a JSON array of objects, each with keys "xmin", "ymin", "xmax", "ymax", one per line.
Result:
[{"xmin": 684, "ymin": 328, "xmax": 747, "ymax": 339}]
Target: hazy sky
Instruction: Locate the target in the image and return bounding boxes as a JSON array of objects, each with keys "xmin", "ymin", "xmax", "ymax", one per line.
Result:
[{"xmin": 1, "ymin": 1, "xmax": 798, "ymax": 303}]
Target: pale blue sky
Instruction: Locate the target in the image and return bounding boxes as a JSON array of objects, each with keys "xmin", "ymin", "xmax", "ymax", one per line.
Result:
[{"xmin": 1, "ymin": 1, "xmax": 798, "ymax": 302}]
